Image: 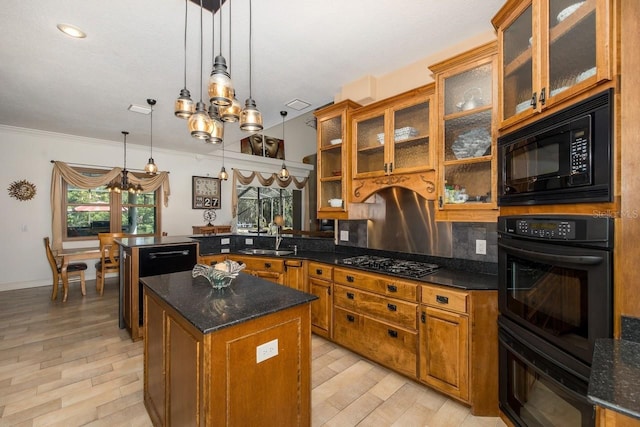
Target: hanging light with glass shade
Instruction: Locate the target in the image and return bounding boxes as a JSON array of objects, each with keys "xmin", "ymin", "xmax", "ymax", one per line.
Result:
[
  {"xmin": 144, "ymin": 99, "xmax": 158, "ymax": 175},
  {"xmin": 207, "ymin": 0, "xmax": 233, "ymax": 107},
  {"xmin": 206, "ymin": 6, "xmax": 224, "ymax": 144},
  {"xmin": 219, "ymin": 142, "xmax": 229, "ymax": 181},
  {"xmin": 219, "ymin": 0, "xmax": 241, "ymax": 122},
  {"xmin": 278, "ymin": 111, "xmax": 290, "ymax": 180},
  {"xmin": 188, "ymin": 0, "xmax": 214, "ymax": 140},
  {"xmin": 239, "ymin": 0, "xmax": 263, "ymax": 132},
  {"xmin": 174, "ymin": 0, "xmax": 195, "ymax": 119}
]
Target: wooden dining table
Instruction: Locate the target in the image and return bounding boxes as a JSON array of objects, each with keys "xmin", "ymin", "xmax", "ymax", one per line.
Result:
[{"xmin": 54, "ymin": 246, "xmax": 101, "ymax": 302}]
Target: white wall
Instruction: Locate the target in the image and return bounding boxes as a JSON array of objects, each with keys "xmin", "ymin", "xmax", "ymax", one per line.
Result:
[{"xmin": 0, "ymin": 119, "xmax": 315, "ymax": 292}]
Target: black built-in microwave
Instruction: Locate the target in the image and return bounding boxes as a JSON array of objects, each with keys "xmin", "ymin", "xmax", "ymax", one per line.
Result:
[{"xmin": 498, "ymin": 89, "xmax": 613, "ymax": 206}]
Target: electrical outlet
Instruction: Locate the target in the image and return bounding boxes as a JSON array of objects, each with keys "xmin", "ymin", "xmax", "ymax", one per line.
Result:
[
  {"xmin": 476, "ymin": 239, "xmax": 487, "ymax": 255},
  {"xmin": 340, "ymin": 230, "xmax": 349, "ymax": 241},
  {"xmin": 245, "ymin": 238, "xmax": 253, "ymax": 245},
  {"xmin": 256, "ymin": 339, "xmax": 278, "ymax": 363},
  {"xmin": 221, "ymin": 238, "xmax": 230, "ymax": 245},
  {"xmin": 221, "ymin": 248, "xmax": 230, "ymax": 253}
]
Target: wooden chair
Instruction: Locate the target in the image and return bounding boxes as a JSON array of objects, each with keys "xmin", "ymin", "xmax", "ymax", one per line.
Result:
[
  {"xmin": 95, "ymin": 232, "xmax": 127, "ymax": 296},
  {"xmin": 44, "ymin": 237, "xmax": 88, "ymax": 299}
]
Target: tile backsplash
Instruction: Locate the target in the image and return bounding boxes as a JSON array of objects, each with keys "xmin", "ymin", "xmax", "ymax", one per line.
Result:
[{"xmin": 452, "ymin": 222, "xmax": 498, "ymax": 263}]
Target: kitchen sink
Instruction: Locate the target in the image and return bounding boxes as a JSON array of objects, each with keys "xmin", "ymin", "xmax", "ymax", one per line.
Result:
[{"xmin": 238, "ymin": 249, "xmax": 294, "ymax": 256}]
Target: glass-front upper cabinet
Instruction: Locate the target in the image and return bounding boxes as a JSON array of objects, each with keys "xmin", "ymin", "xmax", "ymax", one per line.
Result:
[
  {"xmin": 352, "ymin": 85, "xmax": 434, "ymax": 180},
  {"xmin": 430, "ymin": 42, "xmax": 499, "ymax": 222},
  {"xmin": 314, "ymin": 100, "xmax": 360, "ymax": 219},
  {"xmin": 493, "ymin": 0, "xmax": 612, "ymax": 128}
]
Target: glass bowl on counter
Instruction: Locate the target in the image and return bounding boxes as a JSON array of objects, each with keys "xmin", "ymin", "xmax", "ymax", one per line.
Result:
[{"xmin": 192, "ymin": 260, "xmax": 245, "ymax": 289}]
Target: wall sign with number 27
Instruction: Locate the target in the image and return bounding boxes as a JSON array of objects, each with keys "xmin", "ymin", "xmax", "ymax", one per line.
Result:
[{"xmin": 192, "ymin": 176, "xmax": 221, "ymax": 209}]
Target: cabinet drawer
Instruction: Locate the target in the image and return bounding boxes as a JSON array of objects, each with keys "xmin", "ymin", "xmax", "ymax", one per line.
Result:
[
  {"xmin": 333, "ymin": 307, "xmax": 417, "ymax": 377},
  {"xmin": 421, "ymin": 285, "xmax": 468, "ymax": 314},
  {"xmin": 308, "ymin": 262, "xmax": 333, "ymax": 281},
  {"xmin": 334, "ymin": 285, "xmax": 417, "ymax": 330},
  {"xmin": 334, "ymin": 267, "xmax": 418, "ymax": 302},
  {"xmin": 229, "ymin": 256, "xmax": 285, "ymax": 273}
]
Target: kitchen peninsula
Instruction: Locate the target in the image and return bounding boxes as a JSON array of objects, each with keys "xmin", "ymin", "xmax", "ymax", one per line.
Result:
[{"xmin": 141, "ymin": 270, "xmax": 317, "ymax": 427}]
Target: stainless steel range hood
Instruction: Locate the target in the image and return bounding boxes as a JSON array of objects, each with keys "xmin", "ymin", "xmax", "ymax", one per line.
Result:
[{"xmin": 337, "ymin": 187, "xmax": 453, "ymax": 257}]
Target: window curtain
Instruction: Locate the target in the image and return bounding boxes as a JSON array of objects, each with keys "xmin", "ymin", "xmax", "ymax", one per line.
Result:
[
  {"xmin": 50, "ymin": 161, "xmax": 171, "ymax": 250},
  {"xmin": 231, "ymin": 169, "xmax": 308, "ymax": 218}
]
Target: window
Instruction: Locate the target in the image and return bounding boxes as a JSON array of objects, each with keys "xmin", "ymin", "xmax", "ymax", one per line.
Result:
[
  {"xmin": 64, "ymin": 169, "xmax": 159, "ymax": 240},
  {"xmin": 236, "ymin": 185, "xmax": 301, "ymax": 234}
]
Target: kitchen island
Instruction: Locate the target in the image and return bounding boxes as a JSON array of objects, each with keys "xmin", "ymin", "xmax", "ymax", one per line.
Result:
[{"xmin": 141, "ymin": 270, "xmax": 317, "ymax": 427}]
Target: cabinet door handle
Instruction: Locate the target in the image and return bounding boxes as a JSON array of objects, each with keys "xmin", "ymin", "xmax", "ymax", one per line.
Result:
[
  {"xmin": 438, "ymin": 196, "xmax": 443, "ymax": 208},
  {"xmin": 436, "ymin": 295, "xmax": 449, "ymax": 304},
  {"xmin": 264, "ymin": 262, "xmax": 271, "ymax": 269},
  {"xmin": 387, "ymin": 329, "xmax": 398, "ymax": 338},
  {"xmin": 347, "ymin": 314, "xmax": 355, "ymax": 323},
  {"xmin": 387, "ymin": 284, "xmax": 397, "ymax": 293},
  {"xmin": 327, "ymin": 287, "xmax": 331, "ymax": 296},
  {"xmin": 387, "ymin": 303, "xmax": 397, "ymax": 312},
  {"xmin": 346, "ymin": 275, "xmax": 354, "ymax": 283},
  {"xmin": 383, "ymin": 163, "xmax": 388, "ymax": 174},
  {"xmin": 346, "ymin": 292, "xmax": 355, "ymax": 300},
  {"xmin": 316, "ymin": 269, "xmax": 323, "ymax": 275},
  {"xmin": 530, "ymin": 92, "xmax": 537, "ymax": 109},
  {"xmin": 539, "ymin": 87, "xmax": 546, "ymax": 105},
  {"xmin": 389, "ymin": 162, "xmax": 393, "ymax": 173},
  {"xmin": 421, "ymin": 311, "xmax": 426, "ymax": 323}
]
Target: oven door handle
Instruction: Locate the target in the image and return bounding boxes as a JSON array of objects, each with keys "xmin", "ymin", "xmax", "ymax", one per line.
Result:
[{"xmin": 498, "ymin": 241, "xmax": 604, "ymax": 265}]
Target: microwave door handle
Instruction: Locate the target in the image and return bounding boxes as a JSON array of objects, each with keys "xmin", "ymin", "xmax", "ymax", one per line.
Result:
[{"xmin": 498, "ymin": 241, "xmax": 604, "ymax": 265}]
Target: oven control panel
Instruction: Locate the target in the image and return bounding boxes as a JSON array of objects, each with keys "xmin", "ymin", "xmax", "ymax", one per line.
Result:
[{"xmin": 515, "ymin": 219, "xmax": 576, "ymax": 239}]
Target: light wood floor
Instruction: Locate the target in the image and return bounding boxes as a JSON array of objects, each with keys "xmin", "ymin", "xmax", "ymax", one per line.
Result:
[{"xmin": 0, "ymin": 280, "xmax": 506, "ymax": 427}]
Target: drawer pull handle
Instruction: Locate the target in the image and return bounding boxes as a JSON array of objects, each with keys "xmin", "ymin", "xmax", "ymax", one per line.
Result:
[
  {"xmin": 346, "ymin": 292, "xmax": 355, "ymax": 300},
  {"xmin": 436, "ymin": 295, "xmax": 449, "ymax": 304},
  {"xmin": 316, "ymin": 269, "xmax": 323, "ymax": 275},
  {"xmin": 264, "ymin": 263, "xmax": 271, "ymax": 269},
  {"xmin": 347, "ymin": 314, "xmax": 355, "ymax": 322},
  {"xmin": 346, "ymin": 275, "xmax": 355, "ymax": 283},
  {"xmin": 387, "ymin": 329, "xmax": 398, "ymax": 338},
  {"xmin": 387, "ymin": 284, "xmax": 397, "ymax": 292},
  {"xmin": 421, "ymin": 311, "xmax": 426, "ymax": 323},
  {"xmin": 387, "ymin": 303, "xmax": 397, "ymax": 312}
]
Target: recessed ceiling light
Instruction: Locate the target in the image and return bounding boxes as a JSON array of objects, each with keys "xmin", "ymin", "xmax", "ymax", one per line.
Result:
[{"xmin": 56, "ymin": 24, "xmax": 87, "ymax": 39}]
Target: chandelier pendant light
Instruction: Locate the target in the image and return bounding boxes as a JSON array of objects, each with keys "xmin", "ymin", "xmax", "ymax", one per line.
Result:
[
  {"xmin": 218, "ymin": 140, "xmax": 229, "ymax": 181},
  {"xmin": 207, "ymin": 102, "xmax": 224, "ymax": 144},
  {"xmin": 208, "ymin": 0, "xmax": 233, "ymax": 107},
  {"xmin": 278, "ymin": 111, "xmax": 290, "ymax": 180},
  {"xmin": 240, "ymin": 0, "xmax": 263, "ymax": 132},
  {"xmin": 145, "ymin": 99, "xmax": 158, "ymax": 175},
  {"xmin": 108, "ymin": 131, "xmax": 142, "ymax": 194},
  {"xmin": 188, "ymin": 0, "xmax": 214, "ymax": 140},
  {"xmin": 218, "ymin": 0, "xmax": 241, "ymax": 122},
  {"xmin": 175, "ymin": 0, "xmax": 195, "ymax": 119}
]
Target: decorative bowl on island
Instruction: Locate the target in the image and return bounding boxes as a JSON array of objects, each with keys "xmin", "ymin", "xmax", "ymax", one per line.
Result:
[{"xmin": 192, "ymin": 260, "xmax": 245, "ymax": 289}]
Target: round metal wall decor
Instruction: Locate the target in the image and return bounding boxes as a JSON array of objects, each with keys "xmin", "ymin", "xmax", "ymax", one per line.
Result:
[{"xmin": 8, "ymin": 179, "xmax": 37, "ymax": 201}]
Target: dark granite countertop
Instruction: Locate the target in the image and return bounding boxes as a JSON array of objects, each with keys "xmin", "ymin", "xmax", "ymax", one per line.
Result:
[
  {"xmin": 588, "ymin": 339, "xmax": 640, "ymax": 420},
  {"xmin": 116, "ymin": 236, "xmax": 197, "ymax": 248},
  {"xmin": 141, "ymin": 270, "xmax": 317, "ymax": 335},
  {"xmin": 221, "ymin": 250, "xmax": 497, "ymax": 291}
]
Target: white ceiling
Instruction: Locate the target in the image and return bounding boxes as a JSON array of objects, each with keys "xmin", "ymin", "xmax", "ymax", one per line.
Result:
[{"xmin": 0, "ymin": 0, "xmax": 504, "ymax": 155}]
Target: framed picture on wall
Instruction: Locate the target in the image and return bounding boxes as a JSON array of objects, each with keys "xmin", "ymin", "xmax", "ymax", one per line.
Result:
[
  {"xmin": 240, "ymin": 133, "xmax": 285, "ymax": 159},
  {"xmin": 192, "ymin": 176, "xmax": 221, "ymax": 209}
]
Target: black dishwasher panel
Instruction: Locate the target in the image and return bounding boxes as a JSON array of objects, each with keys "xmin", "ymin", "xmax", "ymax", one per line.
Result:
[{"xmin": 138, "ymin": 244, "xmax": 197, "ymax": 277}]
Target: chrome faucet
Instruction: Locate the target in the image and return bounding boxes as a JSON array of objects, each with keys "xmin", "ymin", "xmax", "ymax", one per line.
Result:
[{"xmin": 275, "ymin": 226, "xmax": 282, "ymax": 250}]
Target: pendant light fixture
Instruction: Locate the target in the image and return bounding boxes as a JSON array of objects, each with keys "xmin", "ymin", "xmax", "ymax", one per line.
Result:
[
  {"xmin": 174, "ymin": 0, "xmax": 195, "ymax": 119},
  {"xmin": 206, "ymin": 5, "xmax": 224, "ymax": 144},
  {"xmin": 107, "ymin": 131, "xmax": 141, "ymax": 194},
  {"xmin": 239, "ymin": 0, "xmax": 263, "ymax": 132},
  {"xmin": 218, "ymin": 143, "xmax": 229, "ymax": 181},
  {"xmin": 278, "ymin": 111, "xmax": 290, "ymax": 180},
  {"xmin": 219, "ymin": 0, "xmax": 241, "ymax": 123},
  {"xmin": 144, "ymin": 99, "xmax": 158, "ymax": 175},
  {"xmin": 207, "ymin": 0, "xmax": 233, "ymax": 107},
  {"xmin": 188, "ymin": 0, "xmax": 214, "ymax": 140}
]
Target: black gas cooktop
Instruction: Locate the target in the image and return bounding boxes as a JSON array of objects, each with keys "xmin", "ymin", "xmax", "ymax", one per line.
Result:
[{"xmin": 339, "ymin": 255, "xmax": 439, "ymax": 279}]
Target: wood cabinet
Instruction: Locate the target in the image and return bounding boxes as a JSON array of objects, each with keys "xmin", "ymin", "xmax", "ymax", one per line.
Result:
[
  {"xmin": 198, "ymin": 253, "xmax": 226, "ymax": 265},
  {"xmin": 429, "ymin": 42, "xmax": 499, "ymax": 222},
  {"xmin": 314, "ymin": 100, "xmax": 361, "ymax": 219},
  {"xmin": 191, "ymin": 225, "xmax": 231, "ymax": 235},
  {"xmin": 227, "ymin": 255, "xmax": 285, "ymax": 285},
  {"xmin": 283, "ymin": 259, "xmax": 306, "ymax": 291},
  {"xmin": 419, "ymin": 284, "xmax": 498, "ymax": 416},
  {"xmin": 597, "ymin": 407, "xmax": 640, "ymax": 427},
  {"xmin": 308, "ymin": 262, "xmax": 333, "ymax": 338},
  {"xmin": 350, "ymin": 85, "xmax": 437, "ymax": 202},
  {"xmin": 332, "ymin": 267, "xmax": 419, "ymax": 377},
  {"xmin": 492, "ymin": 0, "xmax": 614, "ymax": 129},
  {"xmin": 143, "ymin": 283, "xmax": 312, "ymax": 426}
]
